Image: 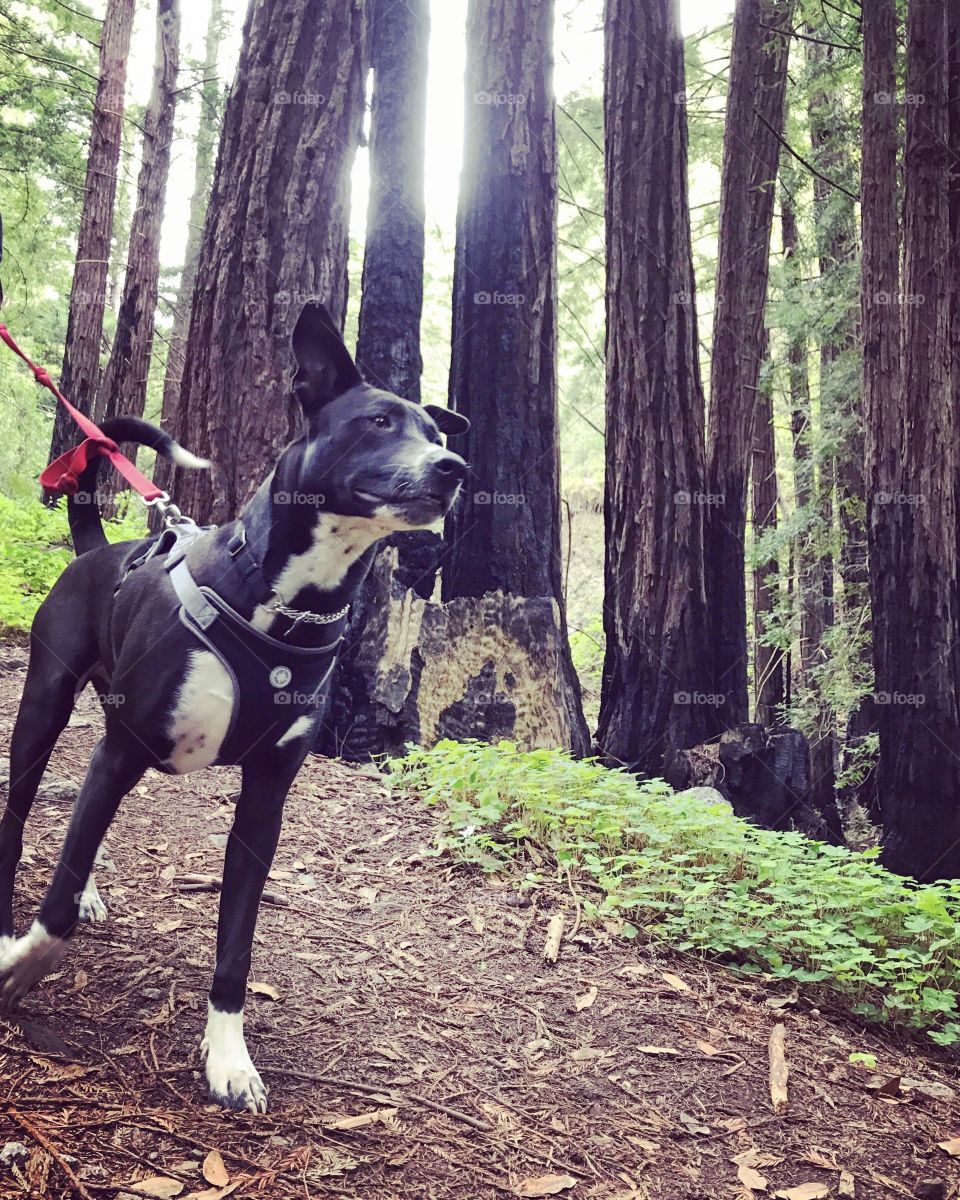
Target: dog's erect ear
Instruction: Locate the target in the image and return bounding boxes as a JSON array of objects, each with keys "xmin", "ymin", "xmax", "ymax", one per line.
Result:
[
  {"xmin": 424, "ymin": 404, "xmax": 470, "ymax": 437},
  {"xmin": 291, "ymin": 301, "xmax": 362, "ymax": 411}
]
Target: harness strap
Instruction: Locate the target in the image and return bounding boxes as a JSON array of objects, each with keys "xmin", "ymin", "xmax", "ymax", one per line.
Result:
[{"xmin": 168, "ymin": 559, "xmax": 219, "ymax": 630}]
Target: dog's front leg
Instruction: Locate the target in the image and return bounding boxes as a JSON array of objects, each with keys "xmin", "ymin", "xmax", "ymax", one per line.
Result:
[{"xmin": 202, "ymin": 756, "xmax": 298, "ymax": 1113}]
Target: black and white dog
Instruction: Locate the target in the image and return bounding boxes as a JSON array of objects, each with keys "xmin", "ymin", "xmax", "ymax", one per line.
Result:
[{"xmin": 0, "ymin": 301, "xmax": 468, "ymax": 1111}]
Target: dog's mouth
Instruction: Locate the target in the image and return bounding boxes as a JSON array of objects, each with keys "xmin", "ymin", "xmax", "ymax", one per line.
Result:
[{"xmin": 354, "ymin": 488, "xmax": 450, "ymax": 513}]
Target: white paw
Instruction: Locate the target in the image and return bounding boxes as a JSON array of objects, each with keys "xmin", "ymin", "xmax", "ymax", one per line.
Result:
[
  {"xmin": 77, "ymin": 877, "xmax": 108, "ymax": 924},
  {"xmin": 201, "ymin": 1005, "xmax": 268, "ymax": 1113},
  {"xmin": 0, "ymin": 922, "xmax": 65, "ymax": 1010}
]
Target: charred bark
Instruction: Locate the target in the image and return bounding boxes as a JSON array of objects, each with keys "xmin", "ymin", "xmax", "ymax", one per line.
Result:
[
  {"xmin": 704, "ymin": 0, "xmax": 792, "ymax": 722},
  {"xmin": 594, "ymin": 0, "xmax": 714, "ymax": 774},
  {"xmin": 168, "ymin": 0, "xmax": 366, "ymax": 524},
  {"xmin": 442, "ymin": 0, "xmax": 588, "ymax": 754},
  {"xmin": 874, "ymin": 0, "xmax": 960, "ymax": 879},
  {"xmin": 45, "ymin": 0, "xmax": 135, "ymax": 501}
]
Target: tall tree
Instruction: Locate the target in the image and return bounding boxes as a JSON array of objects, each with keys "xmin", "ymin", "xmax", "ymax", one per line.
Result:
[
  {"xmin": 442, "ymin": 0, "xmax": 588, "ymax": 752},
  {"xmin": 355, "ymin": 0, "xmax": 429, "ymax": 400},
  {"xmin": 45, "ymin": 0, "xmax": 135, "ymax": 499},
  {"xmin": 870, "ymin": 0, "xmax": 960, "ymax": 878},
  {"xmin": 704, "ymin": 0, "xmax": 792, "ymax": 721},
  {"xmin": 153, "ymin": 0, "xmax": 226, "ymax": 513},
  {"xmin": 595, "ymin": 0, "xmax": 714, "ymax": 773},
  {"xmin": 169, "ymin": 0, "xmax": 366, "ymax": 524},
  {"xmin": 95, "ymin": 0, "xmax": 181, "ymax": 453},
  {"xmin": 751, "ymin": 337, "xmax": 783, "ymax": 726}
]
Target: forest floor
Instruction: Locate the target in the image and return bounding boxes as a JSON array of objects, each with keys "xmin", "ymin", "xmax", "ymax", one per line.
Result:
[{"xmin": 0, "ymin": 645, "xmax": 956, "ymax": 1200}]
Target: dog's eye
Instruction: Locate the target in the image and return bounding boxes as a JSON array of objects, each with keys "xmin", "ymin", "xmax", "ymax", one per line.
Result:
[{"xmin": 369, "ymin": 414, "xmax": 391, "ymax": 429}]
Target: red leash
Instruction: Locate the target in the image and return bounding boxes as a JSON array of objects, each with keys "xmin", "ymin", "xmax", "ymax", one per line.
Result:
[{"xmin": 0, "ymin": 322, "xmax": 163, "ymax": 501}]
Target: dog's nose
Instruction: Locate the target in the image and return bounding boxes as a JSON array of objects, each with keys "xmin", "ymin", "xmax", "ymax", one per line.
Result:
[{"xmin": 430, "ymin": 451, "xmax": 467, "ymax": 488}]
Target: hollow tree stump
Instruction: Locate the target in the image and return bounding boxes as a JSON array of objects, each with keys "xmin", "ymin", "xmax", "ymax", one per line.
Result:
[{"xmin": 317, "ymin": 544, "xmax": 590, "ymax": 760}]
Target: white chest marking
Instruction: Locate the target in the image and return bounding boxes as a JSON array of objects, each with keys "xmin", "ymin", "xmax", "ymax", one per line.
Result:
[
  {"xmin": 166, "ymin": 650, "xmax": 234, "ymax": 774},
  {"xmin": 251, "ymin": 513, "xmax": 395, "ymax": 632}
]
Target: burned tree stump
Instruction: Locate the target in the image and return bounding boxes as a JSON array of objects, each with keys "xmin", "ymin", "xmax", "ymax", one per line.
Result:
[
  {"xmin": 317, "ymin": 545, "xmax": 590, "ymax": 760},
  {"xmin": 665, "ymin": 723, "xmax": 844, "ymax": 843}
]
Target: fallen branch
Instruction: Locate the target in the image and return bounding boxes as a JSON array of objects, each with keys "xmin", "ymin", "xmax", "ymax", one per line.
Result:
[
  {"xmin": 8, "ymin": 1107, "xmax": 95, "ymax": 1200},
  {"xmin": 543, "ymin": 913, "xmax": 565, "ymax": 963}
]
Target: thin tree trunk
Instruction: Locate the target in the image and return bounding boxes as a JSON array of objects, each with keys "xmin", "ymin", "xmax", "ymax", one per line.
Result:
[
  {"xmin": 704, "ymin": 0, "xmax": 792, "ymax": 722},
  {"xmin": 45, "ymin": 0, "xmax": 135, "ymax": 502},
  {"xmin": 751, "ymin": 333, "xmax": 783, "ymax": 726},
  {"xmin": 153, "ymin": 0, "xmax": 225, "ymax": 517},
  {"xmin": 877, "ymin": 0, "xmax": 960, "ymax": 879},
  {"xmin": 595, "ymin": 0, "xmax": 715, "ymax": 774},
  {"xmin": 95, "ymin": 0, "xmax": 181, "ymax": 493},
  {"xmin": 321, "ymin": 0, "xmax": 431, "ymax": 759},
  {"xmin": 442, "ymin": 0, "xmax": 588, "ymax": 754},
  {"xmin": 355, "ymin": 0, "xmax": 428, "ymax": 400},
  {"xmin": 169, "ymin": 0, "xmax": 366, "ymax": 524}
]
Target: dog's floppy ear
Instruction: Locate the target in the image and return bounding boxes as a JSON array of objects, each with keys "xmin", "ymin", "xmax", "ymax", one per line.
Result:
[
  {"xmin": 424, "ymin": 404, "xmax": 470, "ymax": 437},
  {"xmin": 291, "ymin": 301, "xmax": 362, "ymax": 411}
]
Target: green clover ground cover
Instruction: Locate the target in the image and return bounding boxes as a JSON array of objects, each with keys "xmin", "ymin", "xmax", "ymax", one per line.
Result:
[{"xmin": 387, "ymin": 739, "xmax": 960, "ymax": 1048}]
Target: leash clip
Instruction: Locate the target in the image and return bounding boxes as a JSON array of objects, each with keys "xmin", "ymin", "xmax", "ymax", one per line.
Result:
[{"xmin": 144, "ymin": 491, "xmax": 196, "ymax": 529}]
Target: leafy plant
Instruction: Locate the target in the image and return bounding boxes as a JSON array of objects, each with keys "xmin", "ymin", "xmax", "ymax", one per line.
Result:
[{"xmin": 388, "ymin": 739, "xmax": 960, "ymax": 1048}]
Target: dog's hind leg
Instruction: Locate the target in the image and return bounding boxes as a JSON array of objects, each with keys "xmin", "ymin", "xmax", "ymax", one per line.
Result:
[
  {"xmin": 0, "ymin": 734, "xmax": 144, "ymax": 1008},
  {"xmin": 0, "ymin": 636, "xmax": 91, "ymax": 948}
]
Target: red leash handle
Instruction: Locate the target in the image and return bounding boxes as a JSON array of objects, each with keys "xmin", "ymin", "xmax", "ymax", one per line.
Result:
[{"xmin": 0, "ymin": 322, "xmax": 164, "ymax": 501}]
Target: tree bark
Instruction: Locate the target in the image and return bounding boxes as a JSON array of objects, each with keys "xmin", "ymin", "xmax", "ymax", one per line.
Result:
[
  {"xmin": 95, "ymin": 0, "xmax": 181, "ymax": 458},
  {"xmin": 751, "ymin": 334, "xmax": 783, "ymax": 726},
  {"xmin": 45, "ymin": 0, "xmax": 135, "ymax": 501},
  {"xmin": 152, "ymin": 0, "xmax": 226, "ymax": 519},
  {"xmin": 168, "ymin": 0, "xmax": 366, "ymax": 525},
  {"xmin": 704, "ymin": 0, "xmax": 792, "ymax": 722},
  {"xmin": 594, "ymin": 0, "xmax": 714, "ymax": 775},
  {"xmin": 442, "ymin": 0, "xmax": 588, "ymax": 755},
  {"xmin": 324, "ymin": 0, "xmax": 431, "ymax": 758},
  {"xmin": 355, "ymin": 0, "xmax": 428, "ymax": 401},
  {"xmin": 875, "ymin": 0, "xmax": 960, "ymax": 879}
]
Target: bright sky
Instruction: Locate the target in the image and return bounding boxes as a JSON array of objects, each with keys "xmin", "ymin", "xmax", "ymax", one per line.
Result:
[{"xmin": 116, "ymin": 0, "xmax": 735, "ymax": 270}]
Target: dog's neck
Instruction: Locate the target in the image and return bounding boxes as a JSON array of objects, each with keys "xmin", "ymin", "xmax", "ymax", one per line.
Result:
[{"xmin": 236, "ymin": 443, "xmax": 392, "ymax": 642}]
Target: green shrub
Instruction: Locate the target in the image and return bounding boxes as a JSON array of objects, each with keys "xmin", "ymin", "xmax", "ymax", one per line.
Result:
[
  {"xmin": 388, "ymin": 739, "xmax": 960, "ymax": 1047},
  {"xmin": 0, "ymin": 495, "xmax": 147, "ymax": 632}
]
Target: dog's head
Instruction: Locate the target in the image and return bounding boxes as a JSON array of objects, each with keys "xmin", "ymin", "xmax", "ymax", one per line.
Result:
[{"xmin": 284, "ymin": 301, "xmax": 469, "ymax": 529}]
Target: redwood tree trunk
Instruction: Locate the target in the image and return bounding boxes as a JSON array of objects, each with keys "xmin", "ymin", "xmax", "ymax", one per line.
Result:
[
  {"xmin": 875, "ymin": 0, "xmax": 960, "ymax": 879},
  {"xmin": 441, "ymin": 0, "xmax": 588, "ymax": 753},
  {"xmin": 355, "ymin": 0, "xmax": 429, "ymax": 400},
  {"xmin": 45, "ymin": 0, "xmax": 135, "ymax": 500},
  {"xmin": 153, "ymin": 0, "xmax": 225, "ymax": 518},
  {"xmin": 595, "ymin": 0, "xmax": 715, "ymax": 775},
  {"xmin": 704, "ymin": 0, "xmax": 792, "ymax": 722},
  {"xmin": 751, "ymin": 337, "xmax": 783, "ymax": 726},
  {"xmin": 169, "ymin": 0, "xmax": 366, "ymax": 524},
  {"xmin": 95, "ymin": 0, "xmax": 181, "ymax": 453}
]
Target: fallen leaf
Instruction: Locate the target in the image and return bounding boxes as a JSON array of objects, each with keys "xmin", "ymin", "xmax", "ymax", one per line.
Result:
[
  {"xmin": 202, "ymin": 1151, "xmax": 229, "ymax": 1188},
  {"xmin": 865, "ymin": 1074, "xmax": 901, "ymax": 1096},
  {"xmin": 838, "ymin": 1171, "xmax": 855, "ymax": 1197},
  {"xmin": 937, "ymin": 1137, "xmax": 960, "ymax": 1156},
  {"xmin": 160, "ymin": 864, "xmax": 177, "ymax": 881},
  {"xmin": 514, "ymin": 1174, "xmax": 577, "ymax": 1197},
  {"xmin": 696, "ymin": 1040, "xmax": 720, "ymax": 1056},
  {"xmin": 574, "ymin": 986, "xmax": 598, "ymax": 1012},
  {"xmin": 570, "ymin": 1046, "xmax": 607, "ymax": 1061},
  {"xmin": 325, "ymin": 1107, "xmax": 398, "ymax": 1131},
  {"xmin": 801, "ymin": 1152, "xmax": 839, "ymax": 1172},
  {"xmin": 72, "ymin": 969, "xmax": 88, "ymax": 992},
  {"xmin": 636, "ymin": 1045, "xmax": 680, "ymax": 1056},
  {"xmin": 248, "ymin": 981, "xmax": 279, "ymax": 1001},
  {"xmin": 124, "ymin": 1178, "xmax": 184, "ymax": 1199},
  {"xmin": 766, "ymin": 992, "xmax": 799, "ymax": 1009},
  {"xmin": 773, "ymin": 1186, "xmax": 830, "ymax": 1200},
  {"xmin": 737, "ymin": 1164, "xmax": 768, "ymax": 1191},
  {"xmin": 902, "ymin": 1078, "xmax": 956, "ymax": 1103},
  {"xmin": 660, "ymin": 971, "xmax": 691, "ymax": 993}
]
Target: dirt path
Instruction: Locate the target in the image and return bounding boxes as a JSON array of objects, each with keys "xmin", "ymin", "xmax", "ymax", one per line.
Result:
[{"xmin": 0, "ymin": 649, "xmax": 956, "ymax": 1199}]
